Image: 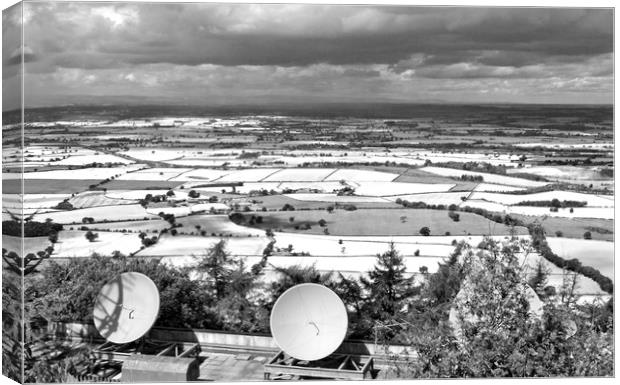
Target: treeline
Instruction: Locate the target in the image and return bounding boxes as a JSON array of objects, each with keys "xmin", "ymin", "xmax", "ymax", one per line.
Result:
[
  {"xmin": 2, "ymin": 220, "xmax": 63, "ymax": 237},
  {"xmin": 429, "ymin": 160, "xmax": 549, "ymax": 182},
  {"xmin": 513, "ymin": 199, "xmax": 587, "ymax": 208},
  {"xmin": 529, "ymin": 224, "xmax": 613, "ymax": 294}
]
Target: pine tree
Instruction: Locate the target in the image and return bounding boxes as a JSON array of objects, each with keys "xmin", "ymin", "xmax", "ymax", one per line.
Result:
[{"xmin": 361, "ymin": 243, "xmax": 415, "ymax": 319}]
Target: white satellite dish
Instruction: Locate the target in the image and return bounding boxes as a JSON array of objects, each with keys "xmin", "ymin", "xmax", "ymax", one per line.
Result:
[
  {"xmin": 93, "ymin": 272, "xmax": 160, "ymax": 344},
  {"xmin": 270, "ymin": 283, "xmax": 348, "ymax": 361}
]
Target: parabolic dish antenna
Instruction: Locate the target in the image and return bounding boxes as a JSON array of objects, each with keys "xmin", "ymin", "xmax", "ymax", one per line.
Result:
[
  {"xmin": 270, "ymin": 283, "xmax": 348, "ymax": 361},
  {"xmin": 93, "ymin": 272, "xmax": 160, "ymax": 344}
]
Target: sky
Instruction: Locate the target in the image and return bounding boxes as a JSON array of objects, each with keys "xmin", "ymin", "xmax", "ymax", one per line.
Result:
[{"xmin": 1, "ymin": 2, "xmax": 614, "ymax": 110}]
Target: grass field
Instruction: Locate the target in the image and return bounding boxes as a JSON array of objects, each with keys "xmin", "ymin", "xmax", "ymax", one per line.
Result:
[
  {"xmin": 234, "ymin": 209, "xmax": 528, "ymax": 236},
  {"xmin": 31, "ymin": 204, "xmax": 157, "ymax": 224},
  {"xmin": 52, "ymin": 230, "xmax": 143, "ymax": 257},
  {"xmin": 545, "ymin": 238, "xmax": 613, "ymax": 282},
  {"xmin": 3, "ymin": 235, "xmax": 52, "ymax": 255},
  {"xmin": 69, "ymin": 191, "xmax": 138, "ymax": 208},
  {"xmin": 510, "ymin": 214, "xmax": 614, "ymax": 241},
  {"xmin": 3, "ymin": 179, "xmax": 107, "ymax": 194},
  {"xmin": 100, "ymin": 180, "xmax": 185, "ymax": 190},
  {"xmin": 135, "ymin": 234, "xmax": 270, "ymax": 256}
]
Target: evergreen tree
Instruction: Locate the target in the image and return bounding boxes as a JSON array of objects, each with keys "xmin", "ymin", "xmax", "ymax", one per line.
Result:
[{"xmin": 361, "ymin": 243, "xmax": 415, "ymax": 320}]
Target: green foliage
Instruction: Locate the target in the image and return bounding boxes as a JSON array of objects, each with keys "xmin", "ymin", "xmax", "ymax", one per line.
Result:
[
  {"xmin": 399, "ymin": 238, "xmax": 614, "ymax": 378},
  {"xmin": 361, "ymin": 243, "xmax": 415, "ymax": 321},
  {"xmin": 2, "ymin": 220, "xmax": 63, "ymax": 237},
  {"xmin": 26, "ymin": 255, "xmax": 217, "ymax": 329}
]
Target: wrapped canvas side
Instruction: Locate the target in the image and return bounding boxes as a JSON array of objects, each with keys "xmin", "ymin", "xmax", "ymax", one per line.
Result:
[{"xmin": 2, "ymin": 2, "xmax": 25, "ymax": 384}]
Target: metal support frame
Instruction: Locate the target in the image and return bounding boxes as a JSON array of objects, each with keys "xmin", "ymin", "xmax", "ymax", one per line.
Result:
[{"xmin": 264, "ymin": 351, "xmax": 374, "ymax": 380}]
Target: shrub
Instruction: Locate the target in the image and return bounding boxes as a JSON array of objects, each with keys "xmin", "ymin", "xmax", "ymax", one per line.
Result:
[{"xmin": 419, "ymin": 227, "xmax": 431, "ymax": 236}]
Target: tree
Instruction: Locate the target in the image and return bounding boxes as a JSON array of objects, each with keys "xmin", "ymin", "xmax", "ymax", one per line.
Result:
[
  {"xmin": 84, "ymin": 231, "xmax": 98, "ymax": 242},
  {"xmin": 48, "ymin": 231, "xmax": 58, "ymax": 244},
  {"xmin": 528, "ymin": 258, "xmax": 550, "ymax": 297},
  {"xmin": 318, "ymin": 219, "xmax": 327, "ymax": 227},
  {"xmin": 583, "ymin": 231, "xmax": 592, "ymax": 240},
  {"xmin": 419, "ymin": 227, "xmax": 431, "ymax": 236},
  {"xmin": 327, "ymin": 205, "xmax": 334, "ymax": 213},
  {"xmin": 188, "ymin": 190, "xmax": 200, "ymax": 198},
  {"xmin": 401, "ymin": 238, "xmax": 614, "ymax": 378},
  {"xmin": 361, "ymin": 243, "xmax": 415, "ymax": 320},
  {"xmin": 195, "ymin": 241, "xmax": 242, "ymax": 300}
]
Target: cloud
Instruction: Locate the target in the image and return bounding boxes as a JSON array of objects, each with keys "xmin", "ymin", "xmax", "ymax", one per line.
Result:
[{"xmin": 1, "ymin": 3, "xmax": 611, "ymax": 109}]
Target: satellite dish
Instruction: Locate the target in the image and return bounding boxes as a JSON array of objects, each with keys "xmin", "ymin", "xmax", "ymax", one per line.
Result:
[
  {"xmin": 93, "ymin": 272, "xmax": 160, "ymax": 344},
  {"xmin": 270, "ymin": 283, "xmax": 348, "ymax": 361}
]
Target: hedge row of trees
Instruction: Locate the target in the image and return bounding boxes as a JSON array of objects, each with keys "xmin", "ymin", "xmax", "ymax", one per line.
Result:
[{"xmin": 528, "ymin": 225, "xmax": 613, "ymax": 294}]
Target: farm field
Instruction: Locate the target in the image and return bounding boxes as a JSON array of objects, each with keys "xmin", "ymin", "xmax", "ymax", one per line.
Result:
[
  {"xmin": 51, "ymin": 230, "xmax": 144, "ymax": 258},
  {"xmin": 3, "ymin": 235, "xmax": 51, "ymax": 256},
  {"xmin": 545, "ymin": 238, "xmax": 614, "ymax": 282},
  {"xmin": 30, "ymin": 204, "xmax": 158, "ymax": 224},
  {"xmin": 135, "ymin": 234, "xmax": 270, "ymax": 256},
  {"xmin": 421, "ymin": 166, "xmax": 550, "ymax": 188},
  {"xmin": 3, "ymin": 179, "xmax": 109, "ymax": 194},
  {"xmin": 2, "ymin": 105, "xmax": 613, "ymax": 307},
  {"xmin": 233, "ymin": 209, "xmax": 528, "ymax": 237}
]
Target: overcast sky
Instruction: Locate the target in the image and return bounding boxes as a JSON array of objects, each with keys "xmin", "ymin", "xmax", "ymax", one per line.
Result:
[{"xmin": 2, "ymin": 2, "xmax": 613, "ymax": 110}]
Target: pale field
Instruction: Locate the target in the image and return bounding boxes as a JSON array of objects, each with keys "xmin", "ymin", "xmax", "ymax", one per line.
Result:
[
  {"xmin": 546, "ymin": 238, "xmax": 614, "ymax": 281},
  {"xmin": 461, "ymin": 200, "xmax": 614, "ymax": 220},
  {"xmin": 119, "ymin": 148, "xmax": 197, "ymax": 161},
  {"xmin": 507, "ymin": 166, "xmax": 604, "ymax": 180},
  {"xmin": 53, "ymin": 153, "xmax": 134, "ymax": 166},
  {"xmin": 79, "ymin": 219, "xmax": 169, "ymax": 233},
  {"xmin": 269, "ymin": 155, "xmax": 426, "ymax": 167},
  {"xmin": 469, "ymin": 191, "xmax": 614, "ymax": 207},
  {"xmin": 145, "ymin": 203, "xmax": 229, "ymax": 217},
  {"xmin": 216, "ymin": 168, "xmax": 281, "ymax": 182},
  {"xmin": 274, "ymin": 232, "xmax": 463, "ymax": 257},
  {"xmin": 52, "ymin": 230, "xmax": 144, "ymax": 258},
  {"xmin": 7, "ymin": 146, "xmax": 133, "ymax": 166},
  {"xmin": 105, "ymin": 189, "xmax": 175, "ymax": 200},
  {"xmin": 174, "ymin": 215, "xmax": 265, "ymax": 236},
  {"xmin": 324, "ymin": 169, "xmax": 399, "ymax": 182},
  {"xmin": 3, "ymin": 194, "xmax": 70, "ymax": 209},
  {"xmin": 210, "ymin": 181, "xmax": 345, "ymax": 194},
  {"xmin": 275, "ymin": 181, "xmax": 346, "ymax": 193},
  {"xmin": 354, "ymin": 182, "xmax": 455, "ymax": 196},
  {"xmin": 3, "ymin": 234, "xmax": 52, "ymax": 256},
  {"xmin": 262, "ymin": 168, "xmax": 337, "ymax": 182},
  {"xmin": 283, "ymin": 193, "xmax": 390, "ymax": 203},
  {"xmin": 135, "ymin": 234, "xmax": 270, "ymax": 257},
  {"xmin": 383, "ymin": 192, "xmax": 470, "ymax": 206},
  {"xmin": 514, "ymin": 142, "xmax": 613, "ymax": 150},
  {"xmin": 31, "ymin": 204, "xmax": 157, "ymax": 224},
  {"xmin": 167, "ymin": 168, "xmax": 230, "ymax": 181},
  {"xmin": 522, "ymin": 256, "xmax": 607, "ymax": 296},
  {"xmin": 3, "ymin": 165, "xmax": 144, "ymax": 180},
  {"xmin": 68, "ymin": 191, "xmax": 138, "ymax": 208},
  {"xmin": 473, "ymin": 183, "xmax": 527, "ymax": 192},
  {"xmin": 116, "ymin": 168, "xmax": 192, "ymax": 181},
  {"xmin": 266, "ymin": 255, "xmax": 448, "ymax": 275},
  {"xmin": 166, "ymin": 159, "xmax": 254, "ymax": 167},
  {"xmin": 422, "ymin": 167, "xmax": 549, "ymax": 187}
]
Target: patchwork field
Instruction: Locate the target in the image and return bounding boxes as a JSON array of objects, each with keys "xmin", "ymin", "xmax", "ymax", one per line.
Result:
[
  {"xmin": 234, "ymin": 209, "xmax": 528, "ymax": 237},
  {"xmin": 546, "ymin": 238, "xmax": 614, "ymax": 282}
]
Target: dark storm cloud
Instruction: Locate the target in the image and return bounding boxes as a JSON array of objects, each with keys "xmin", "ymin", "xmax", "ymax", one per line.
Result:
[
  {"xmin": 4, "ymin": 2, "xmax": 612, "ymax": 109},
  {"xmin": 15, "ymin": 4, "xmax": 613, "ymax": 70}
]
